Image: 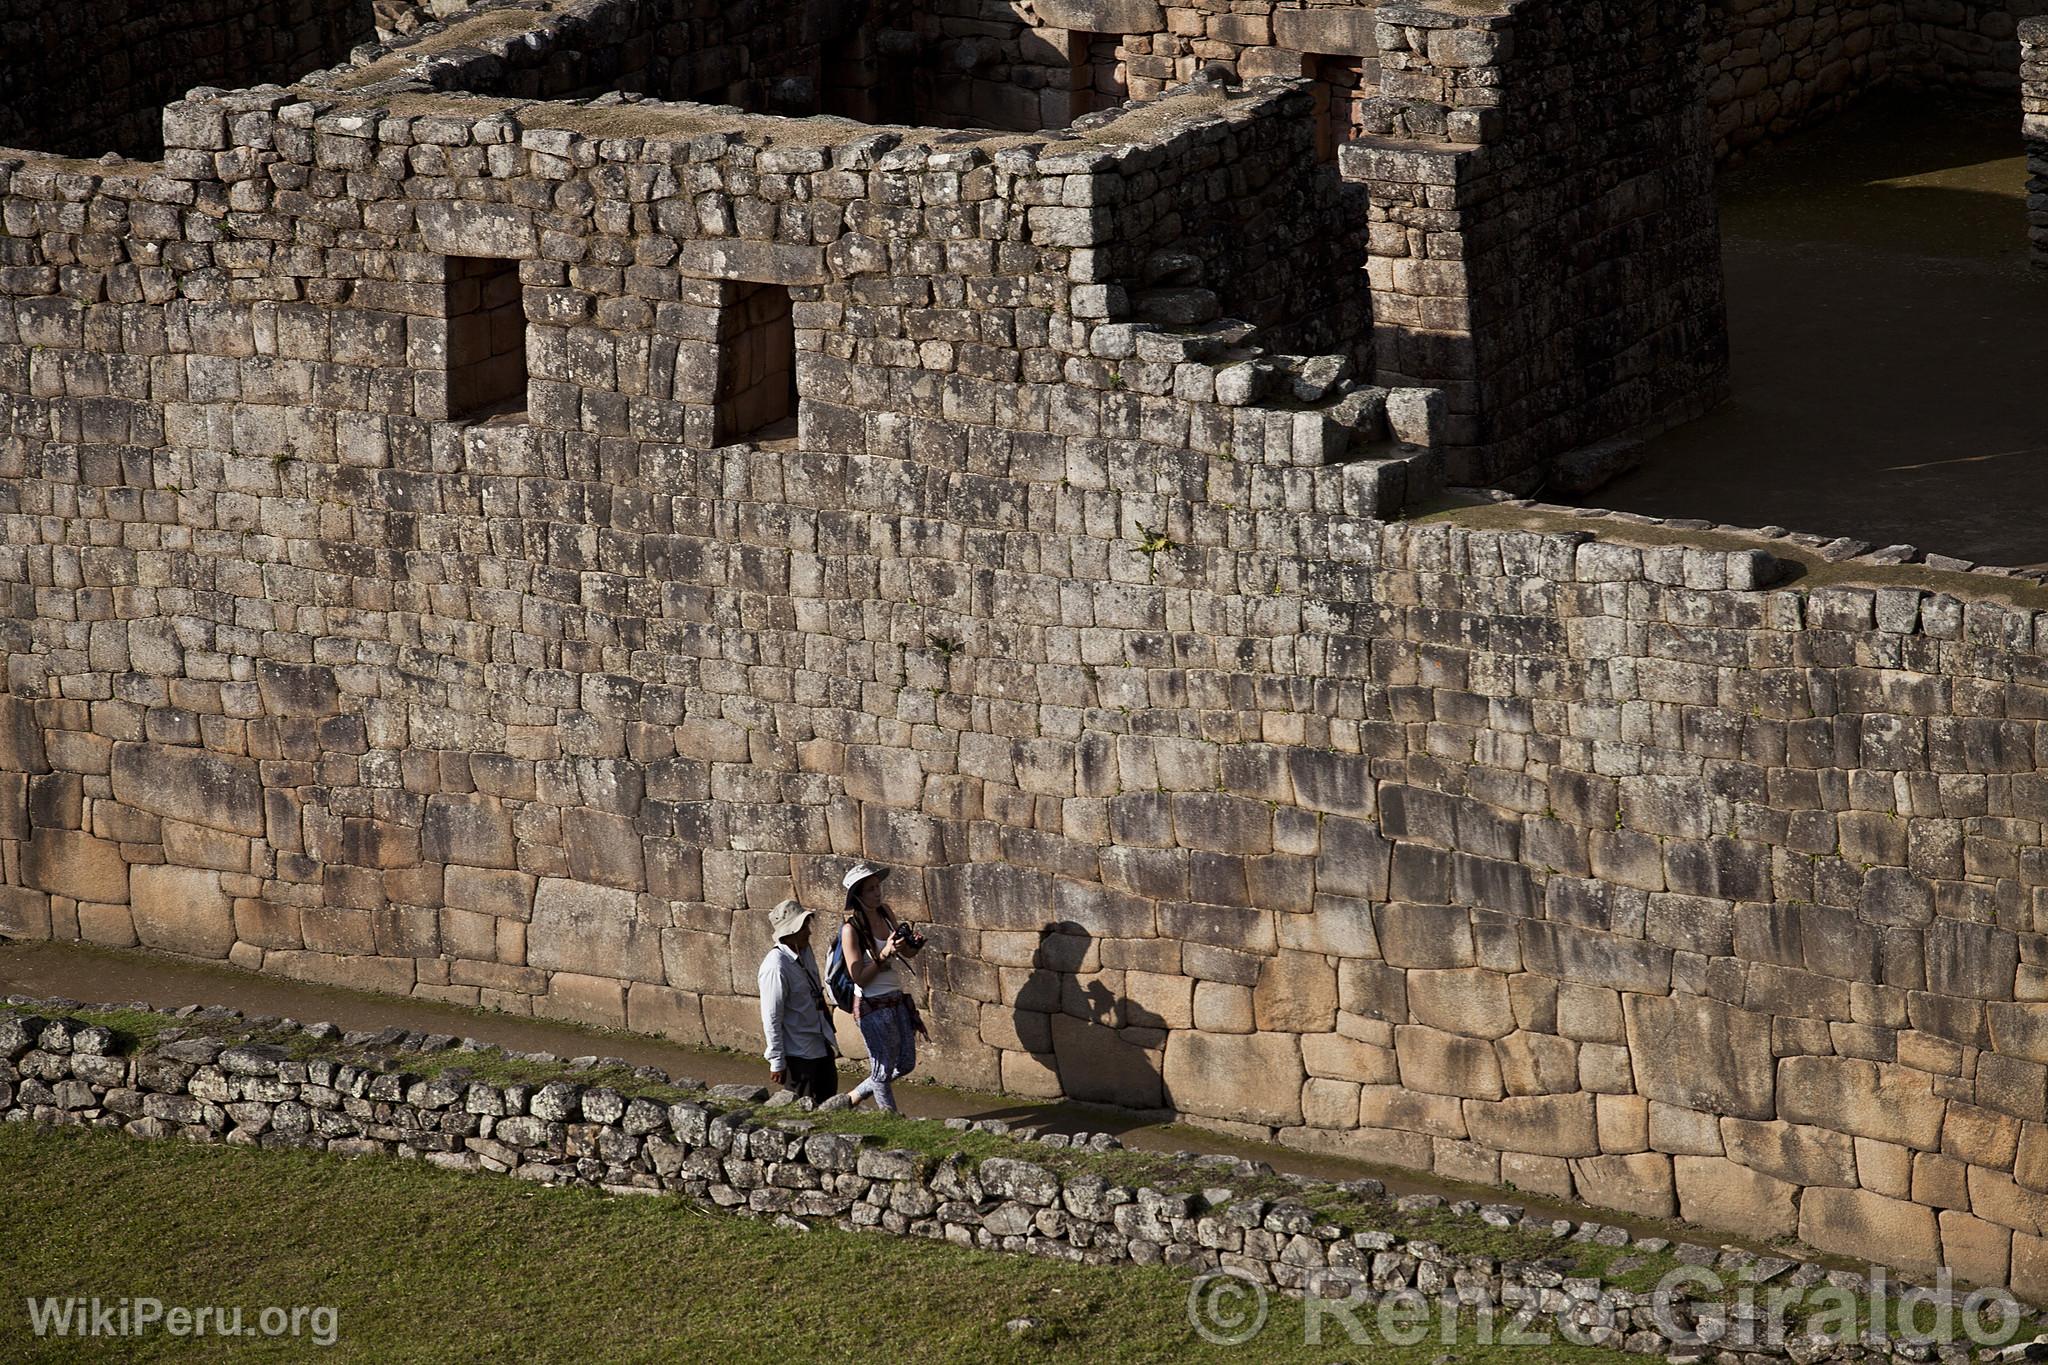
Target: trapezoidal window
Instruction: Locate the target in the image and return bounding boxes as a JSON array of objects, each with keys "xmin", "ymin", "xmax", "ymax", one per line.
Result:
[
  {"xmin": 714, "ymin": 280, "xmax": 798, "ymax": 444},
  {"xmin": 1306, "ymin": 54, "xmax": 1370, "ymax": 164},
  {"xmin": 1068, "ymin": 32, "xmax": 1128, "ymax": 126},
  {"xmin": 445, "ymin": 256, "xmax": 527, "ymax": 420}
]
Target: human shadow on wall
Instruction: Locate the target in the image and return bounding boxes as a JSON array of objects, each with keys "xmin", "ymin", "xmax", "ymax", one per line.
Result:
[{"xmin": 1007, "ymin": 921, "xmax": 1166, "ymax": 1113}]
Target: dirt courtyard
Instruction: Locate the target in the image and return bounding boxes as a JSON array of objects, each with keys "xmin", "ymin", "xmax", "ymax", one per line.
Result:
[{"xmin": 1586, "ymin": 93, "xmax": 2048, "ymax": 569}]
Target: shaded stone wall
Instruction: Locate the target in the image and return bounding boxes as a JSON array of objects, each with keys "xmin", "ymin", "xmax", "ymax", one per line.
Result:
[
  {"xmin": 2028, "ymin": 19, "xmax": 2048, "ymax": 266},
  {"xmin": 1703, "ymin": 0, "xmax": 2048, "ymax": 160},
  {"xmin": 311, "ymin": 0, "xmax": 856, "ymax": 114},
  {"xmin": 1345, "ymin": 0, "xmax": 1730, "ymax": 486},
  {"xmin": 904, "ymin": 0, "xmax": 1383, "ymax": 133},
  {"xmin": 9, "ymin": 76, "xmax": 2048, "ymax": 1296},
  {"xmin": 0, "ymin": 0, "xmax": 372, "ymax": 160}
]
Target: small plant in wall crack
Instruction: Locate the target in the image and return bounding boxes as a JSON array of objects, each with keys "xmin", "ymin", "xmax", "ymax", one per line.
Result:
[
  {"xmin": 1133, "ymin": 525, "xmax": 1179, "ymax": 581},
  {"xmin": 927, "ymin": 632, "xmax": 964, "ymax": 661}
]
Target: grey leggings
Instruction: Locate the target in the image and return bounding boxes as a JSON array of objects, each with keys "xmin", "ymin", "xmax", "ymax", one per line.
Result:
[{"xmin": 850, "ymin": 996, "xmax": 917, "ymax": 1112}]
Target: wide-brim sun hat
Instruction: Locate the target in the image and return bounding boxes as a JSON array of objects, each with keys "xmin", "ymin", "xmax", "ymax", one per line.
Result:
[
  {"xmin": 769, "ymin": 899, "xmax": 815, "ymax": 939},
  {"xmin": 841, "ymin": 862, "xmax": 891, "ymax": 891}
]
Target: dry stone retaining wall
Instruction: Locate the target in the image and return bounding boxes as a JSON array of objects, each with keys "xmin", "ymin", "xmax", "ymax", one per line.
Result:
[{"xmin": 3, "ymin": 998, "xmax": 2031, "ymax": 1359}]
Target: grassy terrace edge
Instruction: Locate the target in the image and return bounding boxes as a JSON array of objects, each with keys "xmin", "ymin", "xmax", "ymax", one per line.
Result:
[{"xmin": 8, "ymin": 990, "xmax": 2040, "ymax": 1356}]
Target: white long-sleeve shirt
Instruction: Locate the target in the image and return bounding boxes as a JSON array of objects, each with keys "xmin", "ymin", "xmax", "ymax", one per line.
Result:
[{"xmin": 758, "ymin": 942, "xmax": 836, "ymax": 1069}]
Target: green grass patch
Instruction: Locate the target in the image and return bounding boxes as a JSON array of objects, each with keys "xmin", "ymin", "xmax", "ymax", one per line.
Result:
[{"xmin": 0, "ymin": 1123, "xmax": 1636, "ymax": 1364}]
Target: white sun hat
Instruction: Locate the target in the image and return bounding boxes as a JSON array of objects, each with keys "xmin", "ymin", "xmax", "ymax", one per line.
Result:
[{"xmin": 841, "ymin": 862, "xmax": 891, "ymax": 891}]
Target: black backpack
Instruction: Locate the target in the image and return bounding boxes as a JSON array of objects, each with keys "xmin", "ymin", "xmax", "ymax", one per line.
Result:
[{"xmin": 823, "ymin": 914, "xmax": 867, "ymax": 1012}]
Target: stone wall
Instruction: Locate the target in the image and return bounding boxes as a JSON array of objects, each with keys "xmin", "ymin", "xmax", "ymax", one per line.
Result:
[
  {"xmin": 1702, "ymin": 0, "xmax": 2048, "ymax": 161},
  {"xmin": 7, "ymin": 1001, "xmax": 2001, "ymax": 1352},
  {"xmin": 1343, "ymin": 0, "xmax": 1730, "ymax": 486},
  {"xmin": 1896, "ymin": 0, "xmax": 2048, "ymax": 94},
  {"xmin": 903, "ymin": 0, "xmax": 1383, "ymax": 134},
  {"xmin": 0, "ymin": 0, "xmax": 372, "ymax": 160},
  {"xmin": 309, "ymin": 0, "xmax": 855, "ymax": 115},
  {"xmin": 13, "ymin": 0, "xmax": 2048, "ymax": 1299},
  {"xmin": 2027, "ymin": 18, "xmax": 2048, "ymax": 266}
]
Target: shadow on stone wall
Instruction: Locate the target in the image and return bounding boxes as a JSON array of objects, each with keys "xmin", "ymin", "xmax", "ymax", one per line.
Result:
[{"xmin": 1016, "ymin": 923, "xmax": 1165, "ymax": 1112}]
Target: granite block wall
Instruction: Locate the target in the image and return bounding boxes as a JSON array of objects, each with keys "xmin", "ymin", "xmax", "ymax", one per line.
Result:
[
  {"xmin": 1343, "ymin": 0, "xmax": 1731, "ymax": 486},
  {"xmin": 1703, "ymin": 0, "xmax": 2047, "ymax": 160},
  {"xmin": 903, "ymin": 0, "xmax": 1383, "ymax": 133},
  {"xmin": 5, "ymin": 0, "xmax": 2048, "ymax": 1296},
  {"xmin": 2027, "ymin": 18, "xmax": 2048, "ymax": 266},
  {"xmin": 0, "ymin": 0, "xmax": 373, "ymax": 160},
  {"xmin": 310, "ymin": 0, "xmax": 858, "ymax": 114}
]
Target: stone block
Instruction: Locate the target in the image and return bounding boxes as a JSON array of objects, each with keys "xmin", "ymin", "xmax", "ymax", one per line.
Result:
[
  {"xmin": 1464, "ymin": 1093, "xmax": 1599, "ymax": 1158},
  {"xmin": 77, "ymin": 903, "xmax": 136, "ymax": 947},
  {"xmin": 1720, "ymin": 1116, "xmax": 1859, "ymax": 1187},
  {"xmin": 110, "ymin": 742, "xmax": 264, "ymax": 836},
  {"xmin": 1497, "ymin": 1030, "xmax": 1580, "ymax": 1095},
  {"xmin": 564, "ymin": 809, "xmax": 646, "ymax": 891},
  {"xmin": 527, "ymin": 878, "xmax": 663, "ymax": 982},
  {"xmin": 1373, "ymin": 902, "xmax": 1473, "ymax": 968},
  {"xmin": 537, "ymin": 972, "xmax": 628, "ymax": 1030},
  {"xmin": 625, "ymin": 983, "xmax": 706, "ymax": 1045},
  {"xmin": 130, "ymin": 866, "xmax": 234, "ymax": 958},
  {"xmin": 1032, "ymin": 0, "xmax": 1164, "ymax": 33},
  {"xmin": 0, "ymin": 887, "xmax": 52, "ymax": 938},
  {"xmin": 1395, "ymin": 1025, "xmax": 1503, "ymax": 1100},
  {"xmin": 1406, "ymin": 969, "xmax": 1515, "ymax": 1039},
  {"xmin": 1162, "ymin": 1031, "xmax": 1304, "ymax": 1126},
  {"xmin": 1252, "ymin": 949, "xmax": 1336, "ymax": 1032},
  {"xmin": 1624, "ymin": 991, "xmax": 1774, "ymax": 1120},
  {"xmin": 1777, "ymin": 1056, "xmax": 1947, "ymax": 1149},
  {"xmin": 1798, "ymin": 1187, "xmax": 1941, "ymax": 1275},
  {"xmin": 1273, "ymin": 7, "xmax": 1378, "ymax": 56},
  {"xmin": 1360, "ymin": 1084, "xmax": 1467, "ymax": 1138},
  {"xmin": 422, "ymin": 795, "xmax": 517, "ymax": 870},
  {"xmin": 1570, "ymin": 1151, "xmax": 1675, "ymax": 1220},
  {"xmin": 22, "ymin": 830, "xmax": 129, "ymax": 903},
  {"xmin": 1050, "ymin": 1011, "xmax": 1164, "ymax": 1109},
  {"xmin": 254, "ymin": 661, "xmax": 339, "ymax": 717},
  {"xmin": 445, "ymin": 866, "xmax": 536, "ymax": 919},
  {"xmin": 1673, "ymin": 1155, "xmax": 1795, "ymax": 1239},
  {"xmin": 1940, "ymin": 1210, "xmax": 2013, "ymax": 1287},
  {"xmin": 266, "ymin": 950, "xmax": 416, "ymax": 994},
  {"xmin": 1301, "ymin": 1032, "xmax": 1397, "ymax": 1084}
]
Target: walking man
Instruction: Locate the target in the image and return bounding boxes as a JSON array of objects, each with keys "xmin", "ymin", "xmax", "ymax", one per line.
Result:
[{"xmin": 758, "ymin": 898, "xmax": 838, "ymax": 1105}]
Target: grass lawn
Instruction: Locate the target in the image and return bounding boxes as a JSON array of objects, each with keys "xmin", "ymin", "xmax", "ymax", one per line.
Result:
[{"xmin": 0, "ymin": 1123, "xmax": 1634, "ymax": 1363}]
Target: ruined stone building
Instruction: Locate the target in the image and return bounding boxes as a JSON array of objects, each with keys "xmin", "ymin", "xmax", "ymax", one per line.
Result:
[{"xmin": 5, "ymin": 0, "xmax": 2048, "ymax": 1295}]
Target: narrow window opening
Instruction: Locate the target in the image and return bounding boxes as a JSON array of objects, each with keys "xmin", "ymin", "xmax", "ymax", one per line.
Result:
[
  {"xmin": 715, "ymin": 280, "xmax": 798, "ymax": 445},
  {"xmin": 1306, "ymin": 54, "xmax": 1368, "ymax": 164},
  {"xmin": 445, "ymin": 256, "xmax": 527, "ymax": 420},
  {"xmin": 1068, "ymin": 31, "xmax": 1128, "ymax": 126}
]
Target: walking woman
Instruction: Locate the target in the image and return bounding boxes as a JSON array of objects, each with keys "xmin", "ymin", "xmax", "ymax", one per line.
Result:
[{"xmin": 839, "ymin": 862, "xmax": 927, "ymax": 1112}]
